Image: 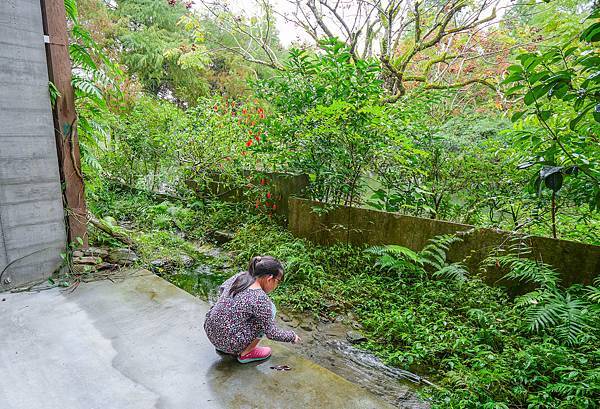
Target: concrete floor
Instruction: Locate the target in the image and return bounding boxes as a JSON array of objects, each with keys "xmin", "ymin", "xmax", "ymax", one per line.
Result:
[{"xmin": 0, "ymin": 270, "xmax": 395, "ymax": 409}]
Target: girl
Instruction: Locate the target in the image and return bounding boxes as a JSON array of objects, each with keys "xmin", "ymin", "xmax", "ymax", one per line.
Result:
[{"xmin": 204, "ymin": 255, "xmax": 301, "ymax": 363}]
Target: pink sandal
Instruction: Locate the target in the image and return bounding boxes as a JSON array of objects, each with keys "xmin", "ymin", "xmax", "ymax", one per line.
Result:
[{"xmin": 237, "ymin": 346, "xmax": 272, "ymax": 363}]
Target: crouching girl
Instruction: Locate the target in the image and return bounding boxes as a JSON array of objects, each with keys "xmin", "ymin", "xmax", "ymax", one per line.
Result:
[{"xmin": 204, "ymin": 256, "xmax": 300, "ymax": 363}]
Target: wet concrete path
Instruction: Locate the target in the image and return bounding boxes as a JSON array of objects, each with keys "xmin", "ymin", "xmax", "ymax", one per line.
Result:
[{"xmin": 0, "ymin": 270, "xmax": 398, "ymax": 409}]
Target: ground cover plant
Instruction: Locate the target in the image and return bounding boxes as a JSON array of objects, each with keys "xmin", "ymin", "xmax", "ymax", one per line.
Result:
[
  {"xmin": 89, "ymin": 189, "xmax": 600, "ymax": 408},
  {"xmin": 61, "ymin": 0, "xmax": 600, "ymax": 407}
]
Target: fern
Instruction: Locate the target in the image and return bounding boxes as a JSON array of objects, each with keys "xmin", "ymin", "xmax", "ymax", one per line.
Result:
[
  {"xmin": 432, "ymin": 263, "xmax": 469, "ymax": 282},
  {"xmin": 586, "ymin": 277, "xmax": 600, "ymax": 304},
  {"xmin": 366, "ymin": 234, "xmax": 468, "ymax": 283},
  {"xmin": 366, "ymin": 245, "xmax": 421, "ymax": 264},
  {"xmin": 420, "ymin": 234, "xmax": 463, "ymax": 270},
  {"xmin": 519, "ymin": 290, "xmax": 590, "ymax": 345},
  {"xmin": 489, "ymin": 255, "xmax": 560, "ymax": 289}
]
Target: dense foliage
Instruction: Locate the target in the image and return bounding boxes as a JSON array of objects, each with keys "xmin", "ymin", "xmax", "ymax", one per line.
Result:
[
  {"xmin": 59, "ymin": 0, "xmax": 600, "ymax": 407},
  {"xmin": 89, "ymin": 190, "xmax": 600, "ymax": 408}
]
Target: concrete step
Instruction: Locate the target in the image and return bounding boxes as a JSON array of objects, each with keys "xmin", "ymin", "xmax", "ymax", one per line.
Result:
[{"xmin": 0, "ymin": 270, "xmax": 397, "ymax": 409}]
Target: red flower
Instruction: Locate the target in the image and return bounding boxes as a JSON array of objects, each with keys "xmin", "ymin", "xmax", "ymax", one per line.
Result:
[
  {"xmin": 255, "ymin": 200, "xmax": 260, "ymax": 209},
  {"xmin": 272, "ymin": 204, "xmax": 277, "ymax": 210},
  {"xmin": 260, "ymin": 178, "xmax": 265, "ymax": 185},
  {"xmin": 242, "ymin": 108, "xmax": 247, "ymax": 115},
  {"xmin": 266, "ymin": 192, "xmax": 271, "ymax": 199},
  {"xmin": 241, "ymin": 151, "xmax": 247, "ymax": 156},
  {"xmin": 213, "ymin": 104, "xmax": 218, "ymax": 111},
  {"xmin": 251, "ymin": 121, "xmax": 256, "ymax": 126},
  {"xmin": 246, "ymin": 140, "xmax": 253, "ymax": 147},
  {"xmin": 255, "ymin": 135, "xmax": 260, "ymax": 142},
  {"xmin": 259, "ymin": 112, "xmax": 265, "ymax": 119}
]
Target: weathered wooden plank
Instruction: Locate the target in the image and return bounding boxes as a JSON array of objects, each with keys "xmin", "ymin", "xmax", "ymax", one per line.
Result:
[{"xmin": 41, "ymin": 0, "xmax": 88, "ymax": 244}]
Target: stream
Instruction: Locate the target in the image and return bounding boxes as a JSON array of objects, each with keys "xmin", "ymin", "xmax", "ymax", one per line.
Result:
[{"xmin": 157, "ymin": 244, "xmax": 429, "ymax": 409}]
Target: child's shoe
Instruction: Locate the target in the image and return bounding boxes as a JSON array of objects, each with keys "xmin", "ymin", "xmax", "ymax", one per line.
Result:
[{"xmin": 237, "ymin": 346, "xmax": 272, "ymax": 363}]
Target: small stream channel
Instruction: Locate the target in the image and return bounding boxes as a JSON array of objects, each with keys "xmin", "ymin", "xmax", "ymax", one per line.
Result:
[{"xmin": 155, "ymin": 244, "xmax": 429, "ymax": 409}]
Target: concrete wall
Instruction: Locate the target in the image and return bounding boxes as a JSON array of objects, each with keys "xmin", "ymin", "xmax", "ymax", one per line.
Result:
[
  {"xmin": 188, "ymin": 172, "xmax": 310, "ymax": 221},
  {"xmin": 0, "ymin": 0, "xmax": 67, "ymax": 290},
  {"xmin": 288, "ymin": 198, "xmax": 600, "ymax": 289}
]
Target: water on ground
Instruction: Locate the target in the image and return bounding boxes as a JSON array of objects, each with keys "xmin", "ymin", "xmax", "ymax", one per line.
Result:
[{"xmin": 159, "ymin": 244, "xmax": 429, "ymax": 409}]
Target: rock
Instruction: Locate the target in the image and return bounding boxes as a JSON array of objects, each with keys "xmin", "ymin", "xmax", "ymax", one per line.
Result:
[
  {"xmin": 150, "ymin": 259, "xmax": 174, "ymax": 273},
  {"xmin": 72, "ymin": 251, "xmax": 84, "ymax": 258},
  {"xmin": 179, "ymin": 254, "xmax": 194, "ymax": 267},
  {"xmin": 72, "ymin": 264, "xmax": 94, "ymax": 274},
  {"xmin": 299, "ymin": 322, "xmax": 314, "ymax": 332},
  {"xmin": 279, "ymin": 313, "xmax": 292, "ymax": 322},
  {"xmin": 108, "ymin": 248, "xmax": 138, "ymax": 265},
  {"xmin": 346, "ymin": 330, "xmax": 367, "ymax": 344},
  {"xmin": 73, "ymin": 256, "xmax": 101, "ymax": 265},
  {"xmin": 323, "ymin": 301, "xmax": 337, "ymax": 309},
  {"xmin": 97, "ymin": 262, "xmax": 118, "ymax": 271},
  {"xmin": 211, "ymin": 230, "xmax": 235, "ymax": 245},
  {"xmin": 195, "ymin": 265, "xmax": 213, "ymax": 276},
  {"xmin": 196, "ymin": 244, "xmax": 223, "ymax": 258},
  {"xmin": 288, "ymin": 318, "xmax": 300, "ymax": 328},
  {"xmin": 83, "ymin": 247, "xmax": 109, "ymax": 257}
]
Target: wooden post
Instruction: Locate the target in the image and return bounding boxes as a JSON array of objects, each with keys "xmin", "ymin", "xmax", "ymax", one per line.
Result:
[{"xmin": 40, "ymin": 0, "xmax": 88, "ymax": 246}]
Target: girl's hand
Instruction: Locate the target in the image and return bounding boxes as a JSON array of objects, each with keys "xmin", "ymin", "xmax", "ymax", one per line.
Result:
[{"xmin": 293, "ymin": 334, "xmax": 302, "ymax": 344}]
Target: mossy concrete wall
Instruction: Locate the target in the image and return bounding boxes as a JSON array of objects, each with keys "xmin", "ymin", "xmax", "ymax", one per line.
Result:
[
  {"xmin": 288, "ymin": 198, "xmax": 600, "ymax": 289},
  {"xmin": 189, "ymin": 172, "xmax": 309, "ymax": 221}
]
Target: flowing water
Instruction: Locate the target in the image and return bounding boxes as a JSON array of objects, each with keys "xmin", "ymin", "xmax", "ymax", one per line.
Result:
[{"xmin": 161, "ymin": 245, "xmax": 429, "ymax": 409}]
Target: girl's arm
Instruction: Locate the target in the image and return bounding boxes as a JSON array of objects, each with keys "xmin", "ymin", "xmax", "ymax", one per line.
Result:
[{"xmin": 255, "ymin": 295, "xmax": 296, "ymax": 343}]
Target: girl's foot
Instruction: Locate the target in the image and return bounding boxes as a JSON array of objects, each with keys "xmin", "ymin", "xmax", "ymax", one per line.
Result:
[{"xmin": 237, "ymin": 346, "xmax": 272, "ymax": 364}]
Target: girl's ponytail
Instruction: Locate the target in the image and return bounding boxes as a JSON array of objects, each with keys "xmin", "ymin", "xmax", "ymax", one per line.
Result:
[{"xmin": 228, "ymin": 256, "xmax": 283, "ymax": 297}]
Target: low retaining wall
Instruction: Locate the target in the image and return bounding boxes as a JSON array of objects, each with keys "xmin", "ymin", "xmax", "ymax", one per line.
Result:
[
  {"xmin": 288, "ymin": 198, "xmax": 600, "ymax": 288},
  {"xmin": 188, "ymin": 172, "xmax": 309, "ymax": 220}
]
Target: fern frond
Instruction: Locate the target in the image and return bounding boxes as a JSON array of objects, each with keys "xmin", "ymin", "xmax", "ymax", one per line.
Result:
[
  {"xmin": 554, "ymin": 294, "xmax": 589, "ymax": 345},
  {"xmin": 433, "ymin": 263, "xmax": 469, "ymax": 282},
  {"xmin": 420, "ymin": 234, "xmax": 462, "ymax": 270},
  {"xmin": 514, "ymin": 290, "xmax": 549, "ymax": 308},
  {"xmin": 586, "ymin": 277, "xmax": 600, "ymax": 304},
  {"xmin": 526, "ymin": 302, "xmax": 561, "ymax": 333},
  {"xmin": 495, "ymin": 255, "xmax": 560, "ymax": 288}
]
